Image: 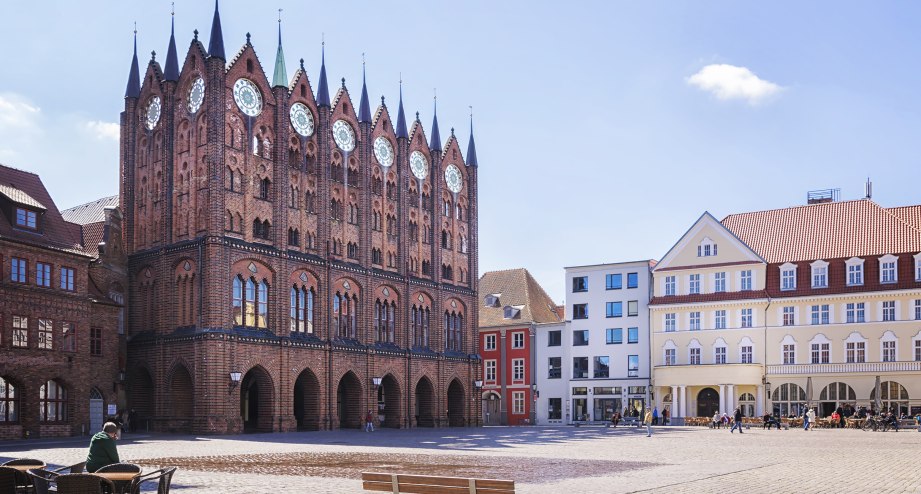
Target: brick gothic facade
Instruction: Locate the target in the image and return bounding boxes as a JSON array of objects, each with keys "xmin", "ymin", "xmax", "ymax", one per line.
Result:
[{"xmin": 123, "ymin": 8, "xmax": 480, "ymax": 433}]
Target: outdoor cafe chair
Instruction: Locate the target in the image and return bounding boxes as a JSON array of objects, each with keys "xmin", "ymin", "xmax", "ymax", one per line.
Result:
[
  {"xmin": 0, "ymin": 466, "xmax": 21, "ymax": 494},
  {"xmin": 53, "ymin": 462, "xmax": 86, "ymax": 474},
  {"xmin": 55, "ymin": 473, "xmax": 116, "ymax": 494},
  {"xmin": 27, "ymin": 468, "xmax": 59, "ymax": 494},
  {"xmin": 94, "ymin": 464, "xmax": 140, "ymax": 474},
  {"xmin": 130, "ymin": 466, "xmax": 177, "ymax": 494},
  {"xmin": 2, "ymin": 458, "xmax": 44, "ymax": 493}
]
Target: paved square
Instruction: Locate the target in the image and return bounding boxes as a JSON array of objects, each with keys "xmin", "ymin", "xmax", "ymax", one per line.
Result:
[{"xmin": 2, "ymin": 425, "xmax": 919, "ymax": 493}]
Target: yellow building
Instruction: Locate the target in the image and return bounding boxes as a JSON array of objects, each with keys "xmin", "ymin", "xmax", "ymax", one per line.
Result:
[{"xmin": 651, "ymin": 200, "xmax": 921, "ymax": 421}]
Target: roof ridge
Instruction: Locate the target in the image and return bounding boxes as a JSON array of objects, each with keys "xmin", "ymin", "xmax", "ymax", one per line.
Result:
[
  {"xmin": 0, "ymin": 163, "xmax": 40, "ymax": 176},
  {"xmin": 721, "ymin": 198, "xmax": 873, "ymax": 221},
  {"xmin": 879, "ymin": 203, "xmax": 921, "ymax": 236}
]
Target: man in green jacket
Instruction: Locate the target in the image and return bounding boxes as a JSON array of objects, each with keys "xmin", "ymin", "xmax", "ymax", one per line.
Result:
[{"xmin": 86, "ymin": 422, "xmax": 120, "ymax": 472}]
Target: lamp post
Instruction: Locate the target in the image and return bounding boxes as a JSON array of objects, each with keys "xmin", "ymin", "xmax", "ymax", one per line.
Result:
[
  {"xmin": 230, "ymin": 371, "xmax": 242, "ymax": 389},
  {"xmin": 473, "ymin": 380, "xmax": 484, "ymax": 426},
  {"xmin": 530, "ymin": 383, "xmax": 538, "ymax": 426}
]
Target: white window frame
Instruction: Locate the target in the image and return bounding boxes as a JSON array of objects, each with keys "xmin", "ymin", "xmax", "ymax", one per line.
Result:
[
  {"xmin": 484, "ymin": 334, "xmax": 496, "ymax": 351},
  {"xmin": 714, "ymin": 310, "xmax": 726, "ymax": 329},
  {"xmin": 697, "ymin": 237, "xmax": 717, "ymax": 257},
  {"xmin": 781, "ymin": 335, "xmax": 796, "ymax": 365},
  {"xmin": 512, "ymin": 391, "xmax": 525, "ymax": 414},
  {"xmin": 512, "ymin": 332, "xmax": 525, "ymax": 349},
  {"xmin": 714, "ymin": 272, "xmax": 726, "ymax": 292},
  {"xmin": 664, "ymin": 348, "xmax": 676, "ymax": 366},
  {"xmin": 689, "ymin": 345, "xmax": 701, "ymax": 365},
  {"xmin": 844, "ymin": 332, "xmax": 867, "ymax": 363},
  {"xmin": 689, "ymin": 312, "xmax": 701, "ymax": 331},
  {"xmin": 880, "ymin": 331, "xmax": 898, "ymax": 362},
  {"xmin": 879, "ymin": 254, "xmax": 898, "ymax": 284},
  {"xmin": 512, "ymin": 358, "xmax": 525, "ymax": 381},
  {"xmin": 664, "ymin": 275, "xmax": 676, "ymax": 296},
  {"xmin": 846, "ymin": 257, "xmax": 865, "ymax": 286},
  {"xmin": 713, "ymin": 340, "xmax": 727, "ymax": 364},
  {"xmin": 846, "ymin": 302, "xmax": 866, "ymax": 323},
  {"xmin": 809, "ymin": 334, "xmax": 832, "ymax": 364},
  {"xmin": 915, "ymin": 299, "xmax": 921, "ymax": 321},
  {"xmin": 780, "ymin": 262, "xmax": 797, "ymax": 291},
  {"xmin": 740, "ymin": 270, "xmax": 753, "ymax": 291},
  {"xmin": 914, "ymin": 253, "xmax": 921, "ymax": 282},
  {"xmin": 782, "ymin": 306, "xmax": 796, "ymax": 326},
  {"xmin": 740, "ymin": 345, "xmax": 753, "ymax": 364},
  {"xmin": 689, "ymin": 274, "xmax": 700, "ymax": 294},
  {"xmin": 485, "ymin": 360, "xmax": 496, "ymax": 381},
  {"xmin": 741, "ymin": 308, "xmax": 753, "ymax": 328},
  {"xmin": 881, "ymin": 300, "xmax": 897, "ymax": 322},
  {"xmin": 664, "ymin": 313, "xmax": 676, "ymax": 332},
  {"xmin": 810, "ymin": 260, "xmax": 829, "ymax": 288},
  {"xmin": 810, "ymin": 304, "xmax": 830, "ymax": 325}
]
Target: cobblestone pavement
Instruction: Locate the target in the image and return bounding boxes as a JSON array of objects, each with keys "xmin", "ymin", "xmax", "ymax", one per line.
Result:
[{"xmin": 2, "ymin": 424, "xmax": 920, "ymax": 493}]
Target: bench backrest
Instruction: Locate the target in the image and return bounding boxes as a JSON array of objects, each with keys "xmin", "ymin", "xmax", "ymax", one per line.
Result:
[{"xmin": 362, "ymin": 472, "xmax": 515, "ymax": 494}]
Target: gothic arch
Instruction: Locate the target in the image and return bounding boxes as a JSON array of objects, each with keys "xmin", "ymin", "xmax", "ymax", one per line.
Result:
[
  {"xmin": 414, "ymin": 375, "xmax": 436, "ymax": 427},
  {"xmin": 240, "ymin": 364, "xmax": 275, "ymax": 432}
]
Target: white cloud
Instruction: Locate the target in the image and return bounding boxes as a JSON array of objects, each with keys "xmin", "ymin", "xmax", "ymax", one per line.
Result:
[
  {"xmin": 687, "ymin": 64, "xmax": 783, "ymax": 105},
  {"xmin": 83, "ymin": 120, "xmax": 120, "ymax": 141},
  {"xmin": 0, "ymin": 93, "xmax": 41, "ymax": 131}
]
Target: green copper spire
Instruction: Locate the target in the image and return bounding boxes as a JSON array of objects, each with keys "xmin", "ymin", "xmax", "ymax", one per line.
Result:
[{"xmin": 272, "ymin": 10, "xmax": 287, "ymax": 88}]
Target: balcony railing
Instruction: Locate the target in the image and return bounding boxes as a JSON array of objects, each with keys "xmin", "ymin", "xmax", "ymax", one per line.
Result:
[{"xmin": 768, "ymin": 361, "xmax": 921, "ymax": 375}]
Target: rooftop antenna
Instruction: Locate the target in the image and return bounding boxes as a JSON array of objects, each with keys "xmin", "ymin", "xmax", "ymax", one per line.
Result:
[{"xmin": 865, "ymin": 177, "xmax": 872, "ymax": 199}]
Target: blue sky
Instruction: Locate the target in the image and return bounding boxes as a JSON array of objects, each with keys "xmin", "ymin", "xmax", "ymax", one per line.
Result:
[{"xmin": 2, "ymin": 1, "xmax": 921, "ymax": 302}]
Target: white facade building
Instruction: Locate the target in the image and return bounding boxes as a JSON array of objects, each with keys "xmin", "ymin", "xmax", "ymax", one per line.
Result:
[{"xmin": 534, "ymin": 260, "xmax": 655, "ymax": 424}]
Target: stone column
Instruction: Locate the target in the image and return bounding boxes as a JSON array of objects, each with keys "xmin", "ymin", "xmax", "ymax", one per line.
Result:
[
  {"xmin": 671, "ymin": 385, "xmax": 678, "ymax": 418},
  {"xmin": 727, "ymin": 384, "xmax": 735, "ymax": 412},
  {"xmin": 718, "ymin": 384, "xmax": 726, "ymax": 413},
  {"xmin": 756, "ymin": 385, "xmax": 764, "ymax": 416},
  {"xmin": 679, "ymin": 386, "xmax": 687, "ymax": 417}
]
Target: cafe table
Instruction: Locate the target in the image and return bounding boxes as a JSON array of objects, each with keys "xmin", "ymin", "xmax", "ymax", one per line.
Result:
[
  {"xmin": 95, "ymin": 470, "xmax": 141, "ymax": 494},
  {"xmin": 6, "ymin": 462, "xmax": 45, "ymax": 471}
]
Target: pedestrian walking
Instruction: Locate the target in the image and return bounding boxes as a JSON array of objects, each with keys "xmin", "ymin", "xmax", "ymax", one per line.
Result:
[
  {"xmin": 730, "ymin": 407, "xmax": 744, "ymax": 434},
  {"xmin": 644, "ymin": 409, "xmax": 653, "ymax": 437},
  {"xmin": 365, "ymin": 409, "xmax": 375, "ymax": 432},
  {"xmin": 652, "ymin": 407, "xmax": 659, "ymax": 426},
  {"xmin": 662, "ymin": 407, "xmax": 669, "ymax": 426},
  {"xmin": 804, "ymin": 407, "xmax": 814, "ymax": 431}
]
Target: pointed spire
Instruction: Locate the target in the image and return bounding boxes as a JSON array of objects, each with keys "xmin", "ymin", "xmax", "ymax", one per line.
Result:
[
  {"xmin": 429, "ymin": 92, "xmax": 442, "ymax": 152},
  {"xmin": 316, "ymin": 38, "xmax": 330, "ymax": 107},
  {"xmin": 466, "ymin": 108, "xmax": 478, "ymax": 167},
  {"xmin": 164, "ymin": 4, "xmax": 179, "ymax": 81},
  {"xmin": 208, "ymin": 0, "xmax": 225, "ymax": 60},
  {"xmin": 125, "ymin": 26, "xmax": 141, "ymax": 98},
  {"xmin": 272, "ymin": 10, "xmax": 287, "ymax": 88},
  {"xmin": 358, "ymin": 54, "xmax": 371, "ymax": 123},
  {"xmin": 395, "ymin": 78, "xmax": 408, "ymax": 138}
]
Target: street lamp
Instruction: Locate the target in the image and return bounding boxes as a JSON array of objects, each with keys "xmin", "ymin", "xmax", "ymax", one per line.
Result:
[
  {"xmin": 372, "ymin": 376, "xmax": 382, "ymax": 388},
  {"xmin": 473, "ymin": 380, "xmax": 483, "ymax": 389},
  {"xmin": 229, "ymin": 371, "xmax": 242, "ymax": 388}
]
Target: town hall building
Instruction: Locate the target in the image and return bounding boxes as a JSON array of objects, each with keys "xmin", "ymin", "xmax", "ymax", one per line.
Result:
[{"xmin": 122, "ymin": 3, "xmax": 480, "ymax": 433}]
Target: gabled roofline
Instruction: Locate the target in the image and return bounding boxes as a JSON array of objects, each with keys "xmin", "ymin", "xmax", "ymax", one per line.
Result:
[{"xmin": 654, "ymin": 211, "xmax": 766, "ymax": 272}]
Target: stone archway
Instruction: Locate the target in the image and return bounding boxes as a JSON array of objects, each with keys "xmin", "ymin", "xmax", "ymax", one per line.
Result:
[
  {"xmin": 447, "ymin": 379, "xmax": 465, "ymax": 426},
  {"xmin": 377, "ymin": 374, "xmax": 402, "ymax": 428},
  {"xmin": 697, "ymin": 387, "xmax": 720, "ymax": 418},
  {"xmin": 415, "ymin": 377, "xmax": 435, "ymax": 427},
  {"xmin": 294, "ymin": 368, "xmax": 321, "ymax": 431},
  {"xmin": 240, "ymin": 366, "xmax": 274, "ymax": 433},
  {"xmin": 168, "ymin": 365, "xmax": 193, "ymax": 433},
  {"xmin": 128, "ymin": 367, "xmax": 154, "ymax": 432},
  {"xmin": 336, "ymin": 372, "xmax": 362, "ymax": 429}
]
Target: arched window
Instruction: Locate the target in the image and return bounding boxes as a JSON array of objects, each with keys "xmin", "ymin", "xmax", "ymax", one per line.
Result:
[
  {"xmin": 259, "ymin": 177, "xmax": 270, "ymax": 200},
  {"xmin": 738, "ymin": 393, "xmax": 755, "ymax": 418},
  {"xmin": 771, "ymin": 383, "xmax": 806, "ymax": 418},
  {"xmin": 290, "ymin": 284, "xmax": 315, "ymax": 334},
  {"xmin": 0, "ymin": 377, "xmax": 18, "ymax": 423},
  {"xmin": 257, "ymin": 280, "xmax": 268, "ymax": 328},
  {"xmin": 40, "ymin": 380, "xmax": 67, "ymax": 423},
  {"xmin": 332, "ymin": 293, "xmax": 341, "ymax": 336},
  {"xmin": 445, "ymin": 310, "xmax": 463, "ymax": 352},
  {"xmin": 233, "ymin": 275, "xmax": 244, "ymax": 325},
  {"xmin": 871, "ymin": 381, "xmax": 910, "ymax": 415},
  {"xmin": 388, "ymin": 302, "xmax": 396, "ymax": 343}
]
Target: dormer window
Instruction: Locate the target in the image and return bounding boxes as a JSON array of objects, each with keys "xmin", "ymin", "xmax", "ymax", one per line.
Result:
[
  {"xmin": 503, "ymin": 306, "xmax": 521, "ymax": 319},
  {"xmin": 915, "ymin": 253, "xmax": 921, "ymax": 282},
  {"xmin": 15, "ymin": 207, "xmax": 37, "ymax": 229},
  {"xmin": 697, "ymin": 237, "xmax": 718, "ymax": 257},
  {"xmin": 484, "ymin": 294, "xmax": 500, "ymax": 307},
  {"xmin": 879, "ymin": 254, "xmax": 898, "ymax": 284},
  {"xmin": 810, "ymin": 260, "xmax": 828, "ymax": 288},
  {"xmin": 780, "ymin": 263, "xmax": 797, "ymax": 291},
  {"xmin": 846, "ymin": 257, "xmax": 865, "ymax": 286}
]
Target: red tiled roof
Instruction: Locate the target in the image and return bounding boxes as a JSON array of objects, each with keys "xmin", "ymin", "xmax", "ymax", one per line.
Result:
[
  {"xmin": 650, "ymin": 290, "xmax": 770, "ymax": 306},
  {"xmin": 887, "ymin": 205, "xmax": 921, "ymax": 231},
  {"xmin": 81, "ymin": 221, "xmax": 106, "ymax": 257},
  {"xmin": 0, "ymin": 163, "xmax": 87, "ymax": 255},
  {"xmin": 721, "ymin": 199, "xmax": 921, "ymax": 264},
  {"xmin": 478, "ymin": 268, "xmax": 562, "ymax": 328}
]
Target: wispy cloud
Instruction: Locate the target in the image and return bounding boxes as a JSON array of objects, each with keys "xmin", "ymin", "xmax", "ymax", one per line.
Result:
[
  {"xmin": 82, "ymin": 120, "xmax": 120, "ymax": 141},
  {"xmin": 687, "ymin": 64, "xmax": 783, "ymax": 105},
  {"xmin": 0, "ymin": 93, "xmax": 41, "ymax": 131}
]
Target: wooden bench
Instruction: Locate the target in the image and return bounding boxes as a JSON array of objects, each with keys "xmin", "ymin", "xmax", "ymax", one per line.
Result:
[{"xmin": 362, "ymin": 472, "xmax": 515, "ymax": 494}]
